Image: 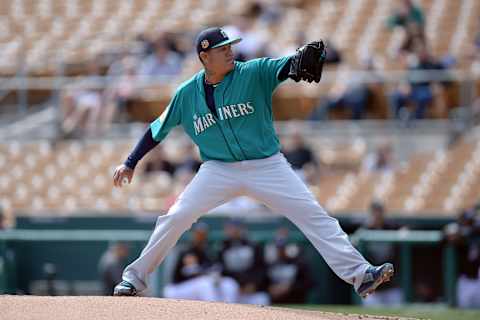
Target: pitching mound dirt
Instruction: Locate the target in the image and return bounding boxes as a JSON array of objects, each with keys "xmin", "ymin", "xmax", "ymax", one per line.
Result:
[{"xmin": 1, "ymin": 296, "xmax": 412, "ymax": 320}]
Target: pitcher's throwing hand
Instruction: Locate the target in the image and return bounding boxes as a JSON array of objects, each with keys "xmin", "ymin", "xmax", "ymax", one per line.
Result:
[{"xmin": 113, "ymin": 164, "xmax": 133, "ymax": 187}]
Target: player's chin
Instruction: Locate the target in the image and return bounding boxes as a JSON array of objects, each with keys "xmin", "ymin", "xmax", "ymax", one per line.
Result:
[{"xmin": 225, "ymin": 61, "xmax": 234, "ymax": 72}]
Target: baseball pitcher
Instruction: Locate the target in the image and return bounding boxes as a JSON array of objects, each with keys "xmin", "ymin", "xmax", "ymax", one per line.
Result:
[{"xmin": 112, "ymin": 27, "xmax": 393, "ymax": 299}]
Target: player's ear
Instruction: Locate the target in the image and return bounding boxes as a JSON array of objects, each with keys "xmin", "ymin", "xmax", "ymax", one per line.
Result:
[{"xmin": 199, "ymin": 52, "xmax": 208, "ymax": 65}]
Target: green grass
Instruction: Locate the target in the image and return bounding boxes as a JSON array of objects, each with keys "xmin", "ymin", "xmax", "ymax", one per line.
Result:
[{"xmin": 285, "ymin": 304, "xmax": 480, "ymax": 320}]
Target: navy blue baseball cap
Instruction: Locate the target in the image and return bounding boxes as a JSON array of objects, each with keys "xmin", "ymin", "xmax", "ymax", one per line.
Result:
[{"xmin": 196, "ymin": 27, "xmax": 242, "ymax": 55}]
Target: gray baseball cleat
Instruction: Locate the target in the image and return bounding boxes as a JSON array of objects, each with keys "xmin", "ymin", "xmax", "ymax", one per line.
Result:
[
  {"xmin": 356, "ymin": 263, "xmax": 394, "ymax": 298},
  {"xmin": 113, "ymin": 280, "xmax": 137, "ymax": 296}
]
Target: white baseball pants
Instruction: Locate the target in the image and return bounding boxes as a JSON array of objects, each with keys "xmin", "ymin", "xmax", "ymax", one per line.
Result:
[
  {"xmin": 122, "ymin": 153, "xmax": 370, "ymax": 292},
  {"xmin": 163, "ymin": 274, "xmax": 239, "ymax": 303}
]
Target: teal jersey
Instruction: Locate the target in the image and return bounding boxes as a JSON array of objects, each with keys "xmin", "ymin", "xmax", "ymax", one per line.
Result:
[{"xmin": 150, "ymin": 56, "xmax": 291, "ymax": 162}]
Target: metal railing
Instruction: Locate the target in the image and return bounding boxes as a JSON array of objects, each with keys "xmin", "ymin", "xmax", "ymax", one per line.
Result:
[{"xmin": 0, "ymin": 68, "xmax": 477, "ymax": 88}]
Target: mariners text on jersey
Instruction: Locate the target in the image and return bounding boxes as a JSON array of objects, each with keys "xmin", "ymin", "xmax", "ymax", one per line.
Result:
[
  {"xmin": 193, "ymin": 102, "xmax": 255, "ymax": 135},
  {"xmin": 150, "ymin": 55, "xmax": 291, "ymax": 162}
]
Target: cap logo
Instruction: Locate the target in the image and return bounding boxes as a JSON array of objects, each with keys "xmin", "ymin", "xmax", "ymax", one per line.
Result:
[
  {"xmin": 201, "ymin": 39, "xmax": 209, "ymax": 49},
  {"xmin": 219, "ymin": 29, "xmax": 228, "ymax": 38}
]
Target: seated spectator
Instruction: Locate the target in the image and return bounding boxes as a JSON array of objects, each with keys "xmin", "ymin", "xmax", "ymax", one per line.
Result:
[
  {"xmin": 389, "ymin": 41, "xmax": 445, "ymax": 121},
  {"xmin": 223, "ymin": 13, "xmax": 269, "ymax": 61},
  {"xmin": 362, "ymin": 142, "xmax": 394, "ymax": 173},
  {"xmin": 103, "ymin": 55, "xmax": 140, "ymax": 127},
  {"xmin": 218, "ymin": 219, "xmax": 270, "ymax": 305},
  {"xmin": 137, "ymin": 33, "xmax": 182, "ymax": 80},
  {"xmin": 167, "ymin": 31, "xmax": 194, "ymax": 59},
  {"xmin": 163, "ymin": 222, "xmax": 239, "ymax": 302},
  {"xmin": 98, "ymin": 242, "xmax": 130, "ymax": 295},
  {"xmin": 444, "ymin": 205, "xmax": 480, "ymax": 309},
  {"xmin": 282, "ymin": 131, "xmax": 318, "ymax": 182},
  {"xmin": 264, "ymin": 228, "xmax": 312, "ymax": 304},
  {"xmin": 60, "ymin": 58, "xmax": 105, "ymax": 138},
  {"xmin": 386, "ymin": 0, "xmax": 425, "ymax": 31},
  {"xmin": 357, "ymin": 202, "xmax": 404, "ymax": 306},
  {"xmin": 134, "ymin": 33, "xmax": 155, "ymax": 58},
  {"xmin": 310, "ymin": 57, "xmax": 382, "ymax": 120},
  {"xmin": 143, "ymin": 145, "xmax": 176, "ymax": 177}
]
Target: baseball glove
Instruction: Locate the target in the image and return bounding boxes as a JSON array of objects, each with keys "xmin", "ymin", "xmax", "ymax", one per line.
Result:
[{"xmin": 288, "ymin": 40, "xmax": 326, "ymax": 83}]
